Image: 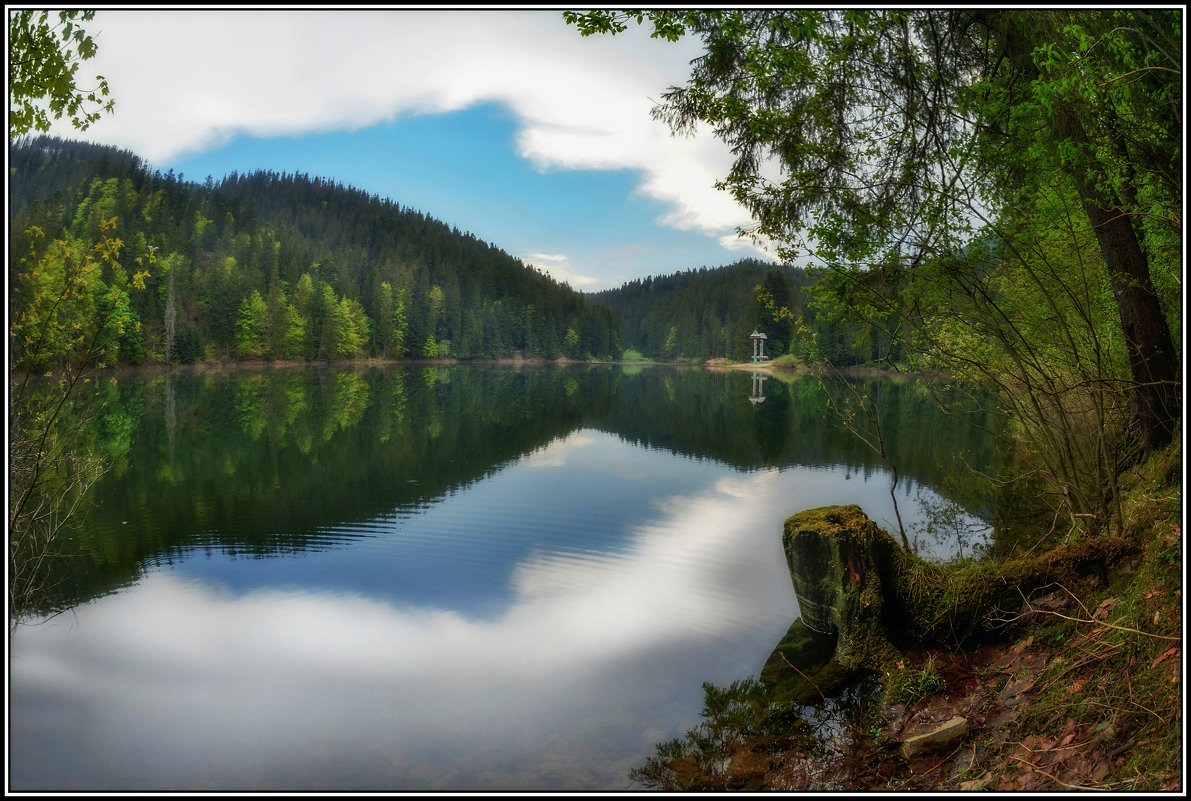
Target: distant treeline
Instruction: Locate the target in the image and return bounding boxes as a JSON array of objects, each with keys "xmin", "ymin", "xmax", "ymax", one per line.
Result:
[
  {"xmin": 590, "ymin": 260, "xmax": 901, "ymax": 365},
  {"xmin": 589, "ymin": 261, "xmax": 804, "ymax": 361},
  {"xmin": 10, "ymin": 135, "xmax": 891, "ymax": 370}
]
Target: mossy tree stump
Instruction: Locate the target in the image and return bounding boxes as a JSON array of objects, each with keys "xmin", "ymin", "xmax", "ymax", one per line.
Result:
[
  {"xmin": 782, "ymin": 505, "xmax": 905, "ymax": 670},
  {"xmin": 781, "ymin": 504, "xmax": 1140, "ymax": 675}
]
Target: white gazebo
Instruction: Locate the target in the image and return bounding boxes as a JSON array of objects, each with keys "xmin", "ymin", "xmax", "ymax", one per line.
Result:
[{"xmin": 750, "ymin": 330, "xmax": 767, "ymax": 363}]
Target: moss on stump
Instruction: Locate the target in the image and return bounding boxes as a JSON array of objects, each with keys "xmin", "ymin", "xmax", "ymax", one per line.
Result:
[
  {"xmin": 782, "ymin": 505, "xmax": 903, "ymax": 670},
  {"xmin": 782, "ymin": 505, "xmax": 1140, "ymax": 675}
]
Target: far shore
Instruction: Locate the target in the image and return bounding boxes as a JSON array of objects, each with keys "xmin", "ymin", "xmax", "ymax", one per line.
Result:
[
  {"xmin": 708, "ymin": 358, "xmax": 931, "ymax": 381},
  {"xmin": 13, "ymin": 355, "xmax": 939, "ymax": 381}
]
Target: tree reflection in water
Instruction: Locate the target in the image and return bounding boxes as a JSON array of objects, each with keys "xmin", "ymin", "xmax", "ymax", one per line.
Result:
[{"xmin": 629, "ymin": 663, "xmax": 886, "ymax": 791}]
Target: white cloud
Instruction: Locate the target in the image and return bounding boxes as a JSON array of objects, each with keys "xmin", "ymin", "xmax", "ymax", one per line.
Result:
[
  {"xmin": 521, "ymin": 252, "xmax": 598, "ymax": 288},
  {"xmin": 53, "ymin": 10, "xmax": 765, "ymax": 264}
]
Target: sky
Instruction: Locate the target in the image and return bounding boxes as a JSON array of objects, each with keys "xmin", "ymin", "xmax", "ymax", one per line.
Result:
[{"xmin": 37, "ymin": 8, "xmax": 782, "ymax": 292}]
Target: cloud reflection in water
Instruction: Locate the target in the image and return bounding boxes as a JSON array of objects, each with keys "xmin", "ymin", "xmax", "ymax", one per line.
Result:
[
  {"xmin": 9, "ymin": 432, "xmax": 987, "ymax": 791},
  {"xmin": 11, "ymin": 464, "xmax": 799, "ymax": 791}
]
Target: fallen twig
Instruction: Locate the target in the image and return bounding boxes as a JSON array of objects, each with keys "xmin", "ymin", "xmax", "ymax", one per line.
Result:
[
  {"xmin": 1025, "ymin": 606, "xmax": 1181, "ymax": 641},
  {"xmin": 920, "ymin": 741, "xmax": 966, "ymax": 777},
  {"xmin": 1010, "ymin": 756, "xmax": 1111, "ymax": 791},
  {"xmin": 1128, "ymin": 698, "xmax": 1168, "ymax": 724},
  {"xmin": 779, "ymin": 651, "xmax": 830, "ymax": 706},
  {"xmin": 1012, "ymin": 585, "xmax": 1180, "ymax": 641},
  {"xmin": 1016, "ymin": 737, "xmax": 1093, "ymax": 754},
  {"xmin": 1052, "ymin": 581, "xmax": 1093, "ymax": 619}
]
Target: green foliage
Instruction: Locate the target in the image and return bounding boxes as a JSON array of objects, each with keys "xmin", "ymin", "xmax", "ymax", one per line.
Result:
[
  {"xmin": 9, "ymin": 218, "xmax": 153, "ymax": 624},
  {"xmin": 9, "ymin": 20, "xmax": 127, "ymax": 628},
  {"xmin": 594, "ymin": 260, "xmax": 811, "ymax": 361},
  {"xmin": 662, "ymin": 325, "xmax": 678, "ymax": 357},
  {"xmin": 326, "ymin": 295, "xmax": 369, "ymax": 359},
  {"xmin": 8, "ymin": 10, "xmax": 114, "ymax": 136},
  {"xmin": 881, "ymin": 653, "xmax": 944, "ymax": 706},
  {"xmin": 10, "ymin": 233, "xmax": 97, "ymax": 370},
  {"xmin": 373, "ymin": 281, "xmax": 400, "ymax": 357},
  {"xmin": 566, "ymin": 8, "xmax": 1182, "ymax": 523},
  {"xmin": 235, "ymin": 289, "xmax": 268, "ymax": 359},
  {"xmin": 563, "ymin": 326, "xmax": 581, "ymax": 356},
  {"xmin": 566, "ymin": 10, "xmax": 981, "ymax": 266},
  {"xmin": 11, "ymin": 218, "xmax": 151, "ymax": 372},
  {"xmin": 267, "ymin": 285, "xmax": 306, "ymax": 359}
]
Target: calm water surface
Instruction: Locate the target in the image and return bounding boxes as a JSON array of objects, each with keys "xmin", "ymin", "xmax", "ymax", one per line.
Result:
[{"xmin": 9, "ymin": 365, "xmax": 1002, "ymax": 791}]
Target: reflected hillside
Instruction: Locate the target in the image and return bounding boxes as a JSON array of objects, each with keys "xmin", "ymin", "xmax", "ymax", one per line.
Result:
[
  {"xmin": 597, "ymin": 367, "xmax": 1005, "ymax": 504},
  {"xmin": 21, "ymin": 365, "xmax": 620, "ymax": 613},
  {"xmin": 17, "ymin": 364, "xmax": 1011, "ymax": 616}
]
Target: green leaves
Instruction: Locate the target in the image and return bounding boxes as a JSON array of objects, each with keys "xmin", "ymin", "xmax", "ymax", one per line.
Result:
[
  {"xmin": 561, "ymin": 10, "xmax": 635, "ymax": 37},
  {"xmin": 11, "ymin": 218, "xmax": 153, "ymax": 372},
  {"xmin": 563, "ymin": 9, "xmax": 703, "ymax": 42},
  {"xmin": 9, "ymin": 10, "xmax": 114, "ymax": 137}
]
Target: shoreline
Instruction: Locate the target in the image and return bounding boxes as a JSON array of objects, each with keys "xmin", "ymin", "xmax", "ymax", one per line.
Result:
[
  {"xmin": 712, "ymin": 358, "xmax": 938, "ymax": 381},
  {"xmin": 13, "ymin": 355, "xmax": 632, "ymax": 377},
  {"xmin": 14, "ymin": 355, "xmax": 943, "ymax": 380}
]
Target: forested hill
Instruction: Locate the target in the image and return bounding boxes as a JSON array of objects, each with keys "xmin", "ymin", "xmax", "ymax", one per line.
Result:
[
  {"xmin": 9, "ymin": 135, "xmax": 621, "ymax": 366},
  {"xmin": 590, "ymin": 261, "xmax": 890, "ymax": 365},
  {"xmin": 588, "ymin": 261, "xmax": 804, "ymax": 361},
  {"xmin": 10, "ymin": 136, "xmax": 888, "ymax": 370}
]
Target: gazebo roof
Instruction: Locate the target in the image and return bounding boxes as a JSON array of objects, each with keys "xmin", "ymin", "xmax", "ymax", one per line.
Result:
[{"xmin": 750, "ymin": 330, "xmax": 767, "ymax": 339}]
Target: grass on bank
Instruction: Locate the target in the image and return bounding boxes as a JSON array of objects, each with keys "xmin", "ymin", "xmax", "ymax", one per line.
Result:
[
  {"xmin": 988, "ymin": 438, "xmax": 1183, "ymax": 791},
  {"xmin": 882, "ymin": 433, "xmax": 1182, "ymax": 791}
]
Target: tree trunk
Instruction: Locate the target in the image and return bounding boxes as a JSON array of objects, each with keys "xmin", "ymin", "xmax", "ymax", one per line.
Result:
[
  {"xmin": 1066, "ymin": 143, "xmax": 1180, "ymax": 452},
  {"xmin": 991, "ymin": 11, "xmax": 1180, "ymax": 454}
]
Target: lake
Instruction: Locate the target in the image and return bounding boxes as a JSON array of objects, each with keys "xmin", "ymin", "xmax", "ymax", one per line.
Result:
[{"xmin": 9, "ymin": 364, "xmax": 1004, "ymax": 791}]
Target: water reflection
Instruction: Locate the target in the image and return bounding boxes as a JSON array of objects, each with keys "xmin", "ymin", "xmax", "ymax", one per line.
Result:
[
  {"xmin": 14, "ymin": 366, "xmax": 1004, "ymax": 618},
  {"xmin": 12, "ymin": 455, "xmax": 802, "ymax": 791},
  {"xmin": 749, "ymin": 371, "xmax": 768, "ymax": 404},
  {"xmin": 11, "ymin": 426, "xmax": 988, "ymax": 791},
  {"xmin": 9, "ymin": 366, "xmax": 1011, "ymax": 791}
]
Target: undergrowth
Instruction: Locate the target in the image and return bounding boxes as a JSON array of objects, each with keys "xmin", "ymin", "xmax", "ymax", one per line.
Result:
[
  {"xmin": 629, "ymin": 435, "xmax": 1181, "ymax": 791},
  {"xmin": 995, "ymin": 440, "xmax": 1183, "ymax": 791}
]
